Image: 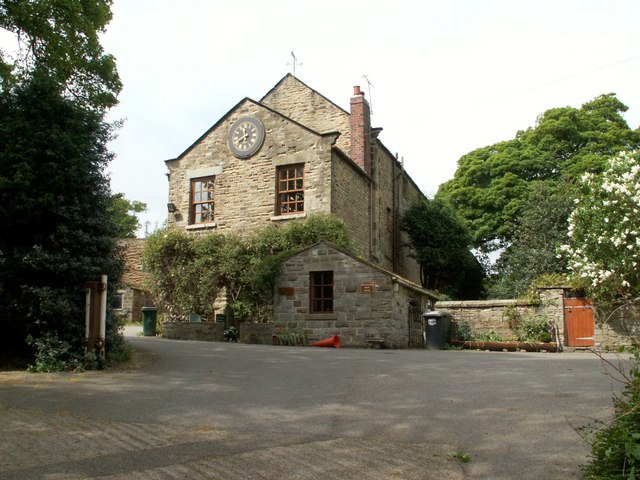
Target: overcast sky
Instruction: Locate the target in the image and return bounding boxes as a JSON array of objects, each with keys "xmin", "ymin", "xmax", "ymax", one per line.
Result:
[{"xmin": 100, "ymin": 0, "xmax": 640, "ymax": 236}]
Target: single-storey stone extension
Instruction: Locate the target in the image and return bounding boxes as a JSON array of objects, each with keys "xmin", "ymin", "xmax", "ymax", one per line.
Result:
[{"xmin": 274, "ymin": 241, "xmax": 440, "ymax": 348}]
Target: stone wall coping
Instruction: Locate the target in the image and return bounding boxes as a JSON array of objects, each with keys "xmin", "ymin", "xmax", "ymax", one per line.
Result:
[
  {"xmin": 436, "ymin": 299, "xmax": 536, "ymax": 309},
  {"xmin": 162, "ymin": 321, "xmax": 225, "ymax": 342}
]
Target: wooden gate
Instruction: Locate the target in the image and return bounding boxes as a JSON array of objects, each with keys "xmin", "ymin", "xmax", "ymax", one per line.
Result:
[{"xmin": 564, "ymin": 297, "xmax": 595, "ymax": 347}]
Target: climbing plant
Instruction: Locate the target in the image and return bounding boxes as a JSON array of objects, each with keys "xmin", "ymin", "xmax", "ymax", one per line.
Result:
[{"xmin": 143, "ymin": 213, "xmax": 355, "ymax": 324}]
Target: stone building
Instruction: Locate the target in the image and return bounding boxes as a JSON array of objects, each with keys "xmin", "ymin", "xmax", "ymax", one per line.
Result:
[
  {"xmin": 166, "ymin": 75, "xmax": 424, "ymax": 281},
  {"xmin": 164, "ymin": 75, "xmax": 433, "ymax": 338},
  {"xmin": 114, "ymin": 239, "xmax": 154, "ymax": 323}
]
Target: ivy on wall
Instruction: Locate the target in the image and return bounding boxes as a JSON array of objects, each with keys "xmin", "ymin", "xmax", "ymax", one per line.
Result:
[{"xmin": 143, "ymin": 213, "xmax": 354, "ymax": 324}]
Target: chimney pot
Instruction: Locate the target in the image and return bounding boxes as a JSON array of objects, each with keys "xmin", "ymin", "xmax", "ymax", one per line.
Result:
[{"xmin": 353, "ymin": 85, "xmax": 362, "ymax": 96}]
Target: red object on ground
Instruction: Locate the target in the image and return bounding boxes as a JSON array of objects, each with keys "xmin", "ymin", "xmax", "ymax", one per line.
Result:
[{"xmin": 311, "ymin": 335, "xmax": 341, "ymax": 348}]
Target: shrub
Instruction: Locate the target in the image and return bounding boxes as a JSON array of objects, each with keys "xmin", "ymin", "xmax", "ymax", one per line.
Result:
[
  {"xmin": 581, "ymin": 351, "xmax": 640, "ymax": 479},
  {"xmin": 504, "ymin": 306, "xmax": 552, "ymax": 343},
  {"xmin": 105, "ymin": 312, "xmax": 132, "ymax": 365},
  {"xmin": 276, "ymin": 327, "xmax": 307, "ymax": 346},
  {"xmin": 473, "ymin": 330, "xmax": 503, "ymax": 342},
  {"xmin": 26, "ymin": 332, "xmax": 85, "ymax": 372},
  {"xmin": 509, "ymin": 314, "xmax": 552, "ymax": 343},
  {"xmin": 26, "ymin": 311, "xmax": 131, "ymax": 372},
  {"xmin": 452, "ymin": 321, "xmax": 502, "ymax": 342},
  {"xmin": 454, "ymin": 320, "xmax": 473, "ymax": 341},
  {"xmin": 562, "ymin": 150, "xmax": 640, "ymax": 477}
]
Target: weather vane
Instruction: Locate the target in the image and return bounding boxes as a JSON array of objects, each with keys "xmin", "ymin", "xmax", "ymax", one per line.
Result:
[{"xmin": 288, "ymin": 51, "xmax": 303, "ymax": 76}]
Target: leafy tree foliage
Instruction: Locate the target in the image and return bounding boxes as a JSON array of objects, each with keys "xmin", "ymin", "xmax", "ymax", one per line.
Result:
[
  {"xmin": 0, "ymin": 0, "xmax": 122, "ymax": 111},
  {"xmin": 438, "ymin": 94, "xmax": 640, "ymax": 251},
  {"xmin": 487, "ymin": 181, "xmax": 576, "ymax": 298},
  {"xmin": 563, "ymin": 150, "xmax": 640, "ymax": 478},
  {"xmin": 0, "ymin": 71, "xmax": 123, "ymax": 365},
  {"xmin": 143, "ymin": 213, "xmax": 355, "ymax": 324},
  {"xmin": 0, "ymin": 2, "xmax": 122, "ymax": 369},
  {"xmin": 562, "ymin": 149, "xmax": 640, "ymax": 309},
  {"xmin": 400, "ymin": 198, "xmax": 484, "ymax": 299},
  {"xmin": 108, "ymin": 193, "xmax": 147, "ymax": 238}
]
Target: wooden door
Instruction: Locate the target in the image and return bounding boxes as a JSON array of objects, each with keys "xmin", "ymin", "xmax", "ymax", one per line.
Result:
[
  {"xmin": 408, "ymin": 303, "xmax": 424, "ymax": 348},
  {"xmin": 564, "ymin": 297, "xmax": 595, "ymax": 347}
]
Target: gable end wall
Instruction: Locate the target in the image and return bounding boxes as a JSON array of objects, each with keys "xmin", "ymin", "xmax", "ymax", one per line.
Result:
[
  {"xmin": 261, "ymin": 76, "xmax": 352, "ymax": 154},
  {"xmin": 166, "ymin": 102, "xmax": 333, "ymax": 235},
  {"xmin": 275, "ymin": 244, "xmax": 414, "ymax": 347}
]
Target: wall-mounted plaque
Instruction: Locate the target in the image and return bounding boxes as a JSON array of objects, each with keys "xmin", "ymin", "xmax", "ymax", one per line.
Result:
[{"xmin": 360, "ymin": 283, "xmax": 375, "ymax": 294}]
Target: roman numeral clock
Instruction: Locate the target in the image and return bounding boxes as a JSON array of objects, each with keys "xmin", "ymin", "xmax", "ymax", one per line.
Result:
[{"xmin": 228, "ymin": 117, "xmax": 265, "ymax": 158}]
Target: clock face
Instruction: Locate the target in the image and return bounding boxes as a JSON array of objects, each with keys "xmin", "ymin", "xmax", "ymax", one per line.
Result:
[{"xmin": 228, "ymin": 117, "xmax": 265, "ymax": 158}]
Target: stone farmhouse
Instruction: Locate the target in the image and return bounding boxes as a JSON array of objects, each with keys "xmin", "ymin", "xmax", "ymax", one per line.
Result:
[{"xmin": 163, "ymin": 74, "xmax": 439, "ymax": 346}]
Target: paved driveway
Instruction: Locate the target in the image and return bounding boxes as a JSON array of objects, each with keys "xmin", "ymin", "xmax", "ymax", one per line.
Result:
[{"xmin": 0, "ymin": 329, "xmax": 627, "ymax": 479}]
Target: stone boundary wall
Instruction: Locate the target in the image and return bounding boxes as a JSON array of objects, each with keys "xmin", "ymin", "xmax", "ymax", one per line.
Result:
[
  {"xmin": 436, "ymin": 288, "xmax": 632, "ymax": 348},
  {"xmin": 162, "ymin": 322, "xmax": 225, "ymax": 342},
  {"xmin": 594, "ymin": 305, "xmax": 636, "ymax": 348},
  {"xmin": 161, "ymin": 321, "xmax": 277, "ymax": 344},
  {"xmin": 436, "ymin": 289, "xmax": 567, "ymax": 342},
  {"xmin": 436, "ymin": 299, "xmax": 538, "ymax": 341},
  {"xmin": 239, "ymin": 323, "xmax": 275, "ymax": 344}
]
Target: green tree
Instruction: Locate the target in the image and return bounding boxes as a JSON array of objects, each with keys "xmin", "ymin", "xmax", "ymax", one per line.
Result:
[
  {"xmin": 0, "ymin": 0, "xmax": 121, "ymax": 111},
  {"xmin": 0, "ymin": 71, "xmax": 123, "ymax": 366},
  {"xmin": 438, "ymin": 94, "xmax": 640, "ymax": 251},
  {"xmin": 487, "ymin": 181, "xmax": 576, "ymax": 298},
  {"xmin": 108, "ymin": 193, "xmax": 147, "ymax": 238},
  {"xmin": 400, "ymin": 198, "xmax": 484, "ymax": 299},
  {"xmin": 562, "ymin": 149, "xmax": 640, "ymax": 308}
]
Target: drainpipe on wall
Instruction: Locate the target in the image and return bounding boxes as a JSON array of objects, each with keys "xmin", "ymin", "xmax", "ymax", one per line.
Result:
[{"xmin": 392, "ymin": 154, "xmax": 403, "ymax": 274}]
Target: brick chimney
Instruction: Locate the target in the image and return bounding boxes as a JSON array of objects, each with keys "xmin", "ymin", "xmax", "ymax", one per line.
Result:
[{"xmin": 350, "ymin": 85, "xmax": 371, "ymax": 175}]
